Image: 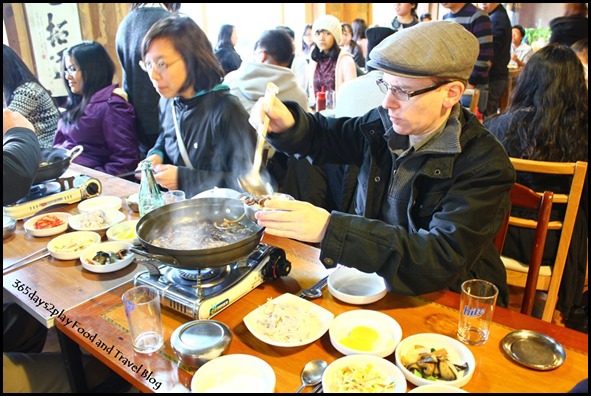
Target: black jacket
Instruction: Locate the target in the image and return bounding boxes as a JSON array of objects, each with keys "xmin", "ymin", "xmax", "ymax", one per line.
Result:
[
  {"xmin": 215, "ymin": 46, "xmax": 242, "ymax": 75},
  {"xmin": 269, "ymin": 103, "xmax": 515, "ymax": 306},
  {"xmin": 3, "ymin": 127, "xmax": 41, "ymax": 205},
  {"xmin": 549, "ymin": 15, "xmax": 588, "ymax": 46},
  {"xmin": 149, "ymin": 88, "xmax": 257, "ymax": 197}
]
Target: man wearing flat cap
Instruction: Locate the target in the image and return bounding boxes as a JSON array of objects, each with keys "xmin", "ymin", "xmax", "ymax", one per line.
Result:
[{"xmin": 249, "ymin": 20, "xmax": 515, "ymax": 306}]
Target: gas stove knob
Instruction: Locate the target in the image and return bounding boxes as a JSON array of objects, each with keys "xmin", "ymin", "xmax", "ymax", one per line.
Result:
[{"xmin": 261, "ymin": 248, "xmax": 291, "ymax": 280}]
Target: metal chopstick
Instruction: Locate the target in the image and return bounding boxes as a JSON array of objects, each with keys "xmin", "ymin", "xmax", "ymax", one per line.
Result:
[{"xmin": 3, "ymin": 247, "xmax": 49, "ymax": 274}]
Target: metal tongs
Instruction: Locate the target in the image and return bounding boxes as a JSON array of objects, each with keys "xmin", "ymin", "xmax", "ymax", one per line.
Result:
[{"xmin": 238, "ymin": 82, "xmax": 279, "ymax": 196}]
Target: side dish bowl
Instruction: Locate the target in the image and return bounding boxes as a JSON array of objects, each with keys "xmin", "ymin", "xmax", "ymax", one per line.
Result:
[
  {"xmin": 394, "ymin": 333, "xmax": 475, "ymax": 388},
  {"xmin": 106, "ymin": 219, "xmax": 139, "ymax": 245},
  {"xmin": 47, "ymin": 231, "xmax": 101, "ymax": 260},
  {"xmin": 243, "ymin": 293, "xmax": 334, "ymax": 347},
  {"xmin": 329, "ymin": 310, "xmax": 402, "ymax": 357},
  {"xmin": 80, "ymin": 241, "xmax": 135, "ymax": 273},
  {"xmin": 69, "ymin": 210, "xmax": 126, "ymax": 232},
  {"xmin": 190, "ymin": 354, "xmax": 275, "ymax": 393},
  {"xmin": 328, "ymin": 266, "xmax": 387, "ymax": 305},
  {"xmin": 24, "ymin": 212, "xmax": 70, "ymax": 237},
  {"xmin": 78, "ymin": 195, "xmax": 122, "ymax": 213},
  {"xmin": 322, "ymin": 354, "xmax": 407, "ymax": 393}
]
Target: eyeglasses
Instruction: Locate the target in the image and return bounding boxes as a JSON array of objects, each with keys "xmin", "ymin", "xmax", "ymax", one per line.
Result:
[
  {"xmin": 139, "ymin": 58, "xmax": 182, "ymax": 74},
  {"xmin": 376, "ymin": 79, "xmax": 452, "ymax": 101},
  {"xmin": 63, "ymin": 66, "xmax": 78, "ymax": 77}
]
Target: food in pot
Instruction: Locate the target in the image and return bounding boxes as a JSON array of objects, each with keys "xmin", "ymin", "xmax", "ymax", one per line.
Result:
[
  {"xmin": 149, "ymin": 218, "xmax": 252, "ymax": 250},
  {"xmin": 401, "ymin": 345, "xmax": 469, "ymax": 381},
  {"xmin": 34, "ymin": 214, "xmax": 65, "ymax": 229}
]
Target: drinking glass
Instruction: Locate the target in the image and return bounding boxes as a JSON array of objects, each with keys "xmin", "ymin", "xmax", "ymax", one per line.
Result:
[
  {"xmin": 457, "ymin": 279, "xmax": 498, "ymax": 346},
  {"xmin": 122, "ymin": 285, "xmax": 164, "ymax": 353}
]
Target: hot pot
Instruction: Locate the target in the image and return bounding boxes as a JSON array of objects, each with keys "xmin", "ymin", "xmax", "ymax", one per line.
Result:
[
  {"xmin": 34, "ymin": 145, "xmax": 84, "ymax": 184},
  {"xmin": 131, "ymin": 197, "xmax": 264, "ymax": 269}
]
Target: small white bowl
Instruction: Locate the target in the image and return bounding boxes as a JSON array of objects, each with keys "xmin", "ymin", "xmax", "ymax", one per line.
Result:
[
  {"xmin": 106, "ymin": 220, "xmax": 139, "ymax": 245},
  {"xmin": 78, "ymin": 196, "xmax": 122, "ymax": 213},
  {"xmin": 243, "ymin": 293, "xmax": 334, "ymax": 347},
  {"xmin": 409, "ymin": 384, "xmax": 469, "ymax": 393},
  {"xmin": 80, "ymin": 241, "xmax": 135, "ymax": 273},
  {"xmin": 47, "ymin": 231, "xmax": 101, "ymax": 260},
  {"xmin": 126, "ymin": 193, "xmax": 139, "ymax": 213},
  {"xmin": 190, "ymin": 354, "xmax": 275, "ymax": 393},
  {"xmin": 69, "ymin": 210, "xmax": 126, "ymax": 232},
  {"xmin": 329, "ymin": 310, "xmax": 402, "ymax": 358},
  {"xmin": 322, "ymin": 354, "xmax": 407, "ymax": 393},
  {"xmin": 24, "ymin": 212, "xmax": 70, "ymax": 237},
  {"xmin": 328, "ymin": 267, "xmax": 387, "ymax": 305},
  {"xmin": 395, "ymin": 333, "xmax": 475, "ymax": 388},
  {"xmin": 242, "ymin": 193, "xmax": 294, "ymax": 222}
]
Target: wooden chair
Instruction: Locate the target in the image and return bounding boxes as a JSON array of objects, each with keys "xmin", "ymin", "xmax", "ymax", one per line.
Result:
[
  {"xmin": 494, "ymin": 183, "xmax": 554, "ymax": 316},
  {"xmin": 502, "ymin": 159, "xmax": 588, "ymax": 322},
  {"xmin": 462, "ymin": 88, "xmax": 480, "ymax": 113}
]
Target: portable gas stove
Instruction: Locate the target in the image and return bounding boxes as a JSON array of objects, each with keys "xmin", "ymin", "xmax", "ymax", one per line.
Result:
[
  {"xmin": 3, "ymin": 172, "xmax": 102, "ymax": 220},
  {"xmin": 133, "ymin": 243, "xmax": 291, "ymax": 319}
]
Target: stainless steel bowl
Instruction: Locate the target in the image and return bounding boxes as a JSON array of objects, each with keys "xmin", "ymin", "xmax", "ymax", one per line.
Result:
[{"xmin": 171, "ymin": 320, "xmax": 232, "ymax": 368}]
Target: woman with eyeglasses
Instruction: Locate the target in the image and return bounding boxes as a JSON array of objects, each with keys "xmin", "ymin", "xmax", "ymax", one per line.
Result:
[
  {"xmin": 53, "ymin": 41, "xmax": 140, "ymax": 177},
  {"xmin": 137, "ymin": 15, "xmax": 258, "ymax": 197},
  {"xmin": 301, "ymin": 24, "xmax": 314, "ymax": 63}
]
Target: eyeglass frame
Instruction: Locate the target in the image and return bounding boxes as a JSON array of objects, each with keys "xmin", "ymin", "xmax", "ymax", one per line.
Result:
[
  {"xmin": 63, "ymin": 66, "xmax": 79, "ymax": 77},
  {"xmin": 139, "ymin": 57, "xmax": 182, "ymax": 74},
  {"xmin": 376, "ymin": 78, "xmax": 453, "ymax": 101}
]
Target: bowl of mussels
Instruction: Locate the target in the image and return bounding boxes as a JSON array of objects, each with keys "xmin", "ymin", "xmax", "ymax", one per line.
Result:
[{"xmin": 80, "ymin": 241, "xmax": 135, "ymax": 273}]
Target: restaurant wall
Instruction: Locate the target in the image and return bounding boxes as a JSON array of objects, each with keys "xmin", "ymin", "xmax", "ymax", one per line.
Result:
[{"xmin": 3, "ymin": 3, "xmax": 566, "ymax": 96}]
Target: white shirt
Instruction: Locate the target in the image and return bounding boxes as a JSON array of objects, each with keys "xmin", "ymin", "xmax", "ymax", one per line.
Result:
[{"xmin": 509, "ymin": 42, "xmax": 534, "ymax": 67}]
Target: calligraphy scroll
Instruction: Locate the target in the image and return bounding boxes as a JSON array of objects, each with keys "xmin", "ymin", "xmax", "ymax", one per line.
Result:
[{"xmin": 24, "ymin": 3, "xmax": 83, "ymax": 97}]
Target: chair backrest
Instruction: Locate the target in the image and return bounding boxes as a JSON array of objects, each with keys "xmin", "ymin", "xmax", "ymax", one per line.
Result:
[
  {"xmin": 462, "ymin": 88, "xmax": 480, "ymax": 113},
  {"xmin": 508, "ymin": 158, "xmax": 588, "ymax": 321},
  {"xmin": 495, "ymin": 183, "xmax": 554, "ymax": 315}
]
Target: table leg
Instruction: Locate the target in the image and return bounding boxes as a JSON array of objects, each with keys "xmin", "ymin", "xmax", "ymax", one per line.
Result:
[{"xmin": 56, "ymin": 326, "xmax": 89, "ymax": 392}]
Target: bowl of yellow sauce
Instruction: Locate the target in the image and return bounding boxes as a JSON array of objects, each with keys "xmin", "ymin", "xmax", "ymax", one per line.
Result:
[{"xmin": 329, "ymin": 310, "xmax": 402, "ymax": 357}]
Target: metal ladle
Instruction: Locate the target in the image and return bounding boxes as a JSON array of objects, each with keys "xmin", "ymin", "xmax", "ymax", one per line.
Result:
[
  {"xmin": 295, "ymin": 359, "xmax": 328, "ymax": 393},
  {"xmin": 238, "ymin": 82, "xmax": 279, "ymax": 197}
]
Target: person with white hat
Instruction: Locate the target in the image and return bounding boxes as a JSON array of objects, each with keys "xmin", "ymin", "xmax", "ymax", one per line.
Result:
[
  {"xmin": 249, "ymin": 20, "xmax": 515, "ymax": 306},
  {"xmin": 308, "ymin": 14, "xmax": 357, "ymax": 109}
]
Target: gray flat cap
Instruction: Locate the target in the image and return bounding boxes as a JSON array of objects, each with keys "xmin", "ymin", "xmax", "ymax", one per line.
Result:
[{"xmin": 366, "ymin": 20, "xmax": 478, "ymax": 80}]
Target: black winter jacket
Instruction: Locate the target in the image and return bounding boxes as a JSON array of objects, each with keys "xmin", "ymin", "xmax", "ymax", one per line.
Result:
[
  {"xmin": 149, "ymin": 88, "xmax": 257, "ymax": 197},
  {"xmin": 268, "ymin": 103, "xmax": 515, "ymax": 306}
]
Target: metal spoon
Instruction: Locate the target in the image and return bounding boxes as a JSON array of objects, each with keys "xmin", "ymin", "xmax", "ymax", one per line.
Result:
[
  {"xmin": 295, "ymin": 359, "xmax": 328, "ymax": 393},
  {"xmin": 238, "ymin": 82, "xmax": 278, "ymax": 196},
  {"xmin": 299, "ymin": 275, "xmax": 330, "ymax": 299}
]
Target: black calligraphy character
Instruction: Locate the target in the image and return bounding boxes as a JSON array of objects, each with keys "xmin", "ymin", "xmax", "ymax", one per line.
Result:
[{"xmin": 46, "ymin": 13, "xmax": 71, "ymax": 48}]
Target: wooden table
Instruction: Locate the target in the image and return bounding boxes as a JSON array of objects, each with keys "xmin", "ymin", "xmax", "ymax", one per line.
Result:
[
  {"xmin": 55, "ymin": 234, "xmax": 587, "ymax": 393},
  {"xmin": 3, "ymin": 164, "xmax": 143, "ymax": 328},
  {"xmin": 5, "ymin": 165, "xmax": 587, "ymax": 393}
]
